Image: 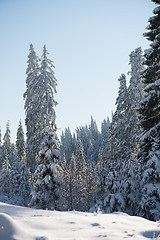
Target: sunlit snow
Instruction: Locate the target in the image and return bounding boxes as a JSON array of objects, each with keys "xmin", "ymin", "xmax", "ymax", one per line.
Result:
[{"xmin": 0, "ymin": 202, "xmax": 159, "ymax": 240}]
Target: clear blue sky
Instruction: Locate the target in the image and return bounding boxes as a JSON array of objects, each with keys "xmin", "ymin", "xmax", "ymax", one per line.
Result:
[{"xmin": 0, "ymin": 0, "xmax": 155, "ymax": 142}]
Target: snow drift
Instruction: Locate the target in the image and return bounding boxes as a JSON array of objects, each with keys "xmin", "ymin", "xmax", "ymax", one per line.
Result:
[{"xmin": 0, "ymin": 202, "xmax": 159, "ymax": 240}]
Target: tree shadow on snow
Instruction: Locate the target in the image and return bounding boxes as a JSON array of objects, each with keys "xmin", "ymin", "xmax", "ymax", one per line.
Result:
[{"xmin": 141, "ymin": 230, "xmax": 160, "ymax": 239}]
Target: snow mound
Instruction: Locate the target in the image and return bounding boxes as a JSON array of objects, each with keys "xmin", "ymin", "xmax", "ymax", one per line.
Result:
[
  {"xmin": 0, "ymin": 213, "xmax": 36, "ymax": 240},
  {"xmin": 0, "ymin": 202, "xmax": 159, "ymax": 240}
]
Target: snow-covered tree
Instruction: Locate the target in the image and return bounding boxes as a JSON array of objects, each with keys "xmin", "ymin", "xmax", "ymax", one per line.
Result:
[
  {"xmin": 61, "ymin": 153, "xmax": 77, "ymax": 210},
  {"xmin": 24, "ymin": 44, "xmax": 40, "ymax": 172},
  {"xmin": 120, "ymin": 158, "xmax": 139, "ymax": 215},
  {"xmin": 68, "ymin": 153, "xmax": 77, "ymax": 210},
  {"xmin": 74, "ymin": 139, "xmax": 87, "ymax": 211},
  {"xmin": 36, "ymin": 45, "xmax": 58, "ymax": 130},
  {"xmin": 109, "ymin": 74, "xmax": 128, "ymax": 163},
  {"xmin": 10, "ymin": 155, "xmax": 21, "ymax": 198},
  {"xmin": 24, "ymin": 45, "xmax": 58, "ymax": 173},
  {"xmin": 60, "ymin": 127, "xmax": 75, "ymax": 163},
  {"xmin": 127, "ymin": 47, "xmax": 145, "ymax": 161},
  {"xmin": 100, "ymin": 118, "xmax": 110, "ymax": 153},
  {"xmin": 89, "ymin": 116, "xmax": 101, "ymax": 164},
  {"xmin": 2, "ymin": 121, "xmax": 11, "ymax": 165},
  {"xmin": 137, "ymin": 0, "xmax": 160, "ymax": 221},
  {"xmin": 85, "ymin": 161, "xmax": 96, "ymax": 210},
  {"xmin": 103, "ymin": 165, "xmax": 125, "ymax": 213},
  {"xmin": 16, "ymin": 120, "xmax": 25, "ymax": 161},
  {"xmin": 29, "ymin": 126, "xmax": 62, "ymax": 210},
  {"xmin": 0, "ymin": 125, "xmax": 11, "ymax": 199},
  {"xmin": 0, "ymin": 156, "xmax": 11, "ymax": 199},
  {"xmin": 18, "ymin": 161, "xmax": 31, "ymax": 205},
  {"xmin": 96, "ymin": 149, "xmax": 106, "ymax": 202}
]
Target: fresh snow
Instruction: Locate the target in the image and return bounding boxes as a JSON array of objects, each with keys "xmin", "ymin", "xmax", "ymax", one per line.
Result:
[{"xmin": 0, "ymin": 202, "xmax": 160, "ymax": 240}]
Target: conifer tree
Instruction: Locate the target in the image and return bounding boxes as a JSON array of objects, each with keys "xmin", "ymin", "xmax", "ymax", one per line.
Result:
[
  {"xmin": 127, "ymin": 47, "xmax": 145, "ymax": 161},
  {"xmin": 68, "ymin": 153, "xmax": 77, "ymax": 210},
  {"xmin": 16, "ymin": 120, "xmax": 25, "ymax": 161},
  {"xmin": 85, "ymin": 161, "xmax": 96, "ymax": 210},
  {"xmin": 138, "ymin": 0, "xmax": 160, "ymax": 221},
  {"xmin": 24, "ymin": 45, "xmax": 58, "ymax": 173},
  {"xmin": 100, "ymin": 118, "xmax": 110, "ymax": 154},
  {"xmin": 0, "ymin": 156, "xmax": 11, "ymax": 199},
  {"xmin": 89, "ymin": 116, "xmax": 101, "ymax": 163},
  {"xmin": 2, "ymin": 121, "xmax": 11, "ymax": 165},
  {"xmin": 24, "ymin": 44, "xmax": 40, "ymax": 171},
  {"xmin": 110, "ymin": 74, "xmax": 128, "ymax": 162},
  {"xmin": 0, "ymin": 122, "xmax": 11, "ymax": 199},
  {"xmin": 101, "ymin": 74, "xmax": 128, "ymax": 213},
  {"xmin": 96, "ymin": 149, "xmax": 106, "ymax": 202},
  {"xmin": 29, "ymin": 125, "xmax": 61, "ymax": 210},
  {"xmin": 19, "ymin": 160, "xmax": 31, "ymax": 205},
  {"xmin": 62, "ymin": 153, "xmax": 77, "ymax": 210},
  {"xmin": 75, "ymin": 139, "xmax": 87, "ymax": 211},
  {"xmin": 36, "ymin": 45, "xmax": 57, "ymax": 130},
  {"xmin": 60, "ymin": 128, "xmax": 74, "ymax": 163}
]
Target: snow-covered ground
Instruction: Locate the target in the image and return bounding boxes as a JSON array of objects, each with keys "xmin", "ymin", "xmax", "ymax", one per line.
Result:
[{"xmin": 0, "ymin": 202, "xmax": 159, "ymax": 240}]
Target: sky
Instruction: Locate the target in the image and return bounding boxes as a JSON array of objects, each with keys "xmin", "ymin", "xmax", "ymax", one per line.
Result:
[{"xmin": 0, "ymin": 0, "xmax": 155, "ymax": 142}]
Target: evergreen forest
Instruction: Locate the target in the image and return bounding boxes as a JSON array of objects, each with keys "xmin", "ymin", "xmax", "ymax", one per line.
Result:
[{"xmin": 0, "ymin": 0, "xmax": 160, "ymax": 222}]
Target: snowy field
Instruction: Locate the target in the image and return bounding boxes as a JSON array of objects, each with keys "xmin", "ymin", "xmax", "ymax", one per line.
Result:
[{"xmin": 0, "ymin": 202, "xmax": 159, "ymax": 240}]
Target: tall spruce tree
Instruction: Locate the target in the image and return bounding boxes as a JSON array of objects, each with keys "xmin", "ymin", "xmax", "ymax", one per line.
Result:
[
  {"xmin": 36, "ymin": 45, "xmax": 57, "ymax": 129},
  {"xmin": 24, "ymin": 44, "xmax": 40, "ymax": 172},
  {"xmin": 101, "ymin": 74, "xmax": 129, "ymax": 213},
  {"xmin": 110, "ymin": 74, "xmax": 128, "ymax": 162},
  {"xmin": 127, "ymin": 47, "xmax": 145, "ymax": 161},
  {"xmin": 138, "ymin": 0, "xmax": 160, "ymax": 221},
  {"xmin": 24, "ymin": 45, "xmax": 57, "ymax": 172}
]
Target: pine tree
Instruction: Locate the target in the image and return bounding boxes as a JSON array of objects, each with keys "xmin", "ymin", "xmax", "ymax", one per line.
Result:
[
  {"xmin": 60, "ymin": 127, "xmax": 74, "ymax": 163},
  {"xmin": 101, "ymin": 74, "xmax": 128, "ymax": 214},
  {"xmin": 100, "ymin": 118, "xmax": 110, "ymax": 154},
  {"xmin": 85, "ymin": 161, "xmax": 96, "ymax": 210},
  {"xmin": 24, "ymin": 45, "xmax": 58, "ymax": 173},
  {"xmin": 127, "ymin": 47, "xmax": 145, "ymax": 161},
  {"xmin": 0, "ymin": 156, "xmax": 11, "ymax": 199},
  {"xmin": 0, "ymin": 122, "xmax": 11, "ymax": 199},
  {"xmin": 110, "ymin": 74, "xmax": 128, "ymax": 163},
  {"xmin": 75, "ymin": 139, "xmax": 87, "ymax": 211},
  {"xmin": 2, "ymin": 121, "xmax": 11, "ymax": 165},
  {"xmin": 10, "ymin": 144, "xmax": 20, "ymax": 198},
  {"xmin": 89, "ymin": 116, "xmax": 101, "ymax": 164},
  {"xmin": 19, "ymin": 160, "xmax": 30, "ymax": 205},
  {"xmin": 16, "ymin": 120, "xmax": 25, "ymax": 161},
  {"xmin": 29, "ymin": 126, "xmax": 61, "ymax": 210},
  {"xmin": 96, "ymin": 149, "xmax": 106, "ymax": 202},
  {"xmin": 36, "ymin": 45, "xmax": 57, "ymax": 129},
  {"xmin": 138, "ymin": 0, "xmax": 160, "ymax": 221},
  {"xmin": 76, "ymin": 125, "xmax": 92, "ymax": 162},
  {"xmin": 63, "ymin": 153, "xmax": 78, "ymax": 210},
  {"xmin": 68, "ymin": 153, "xmax": 77, "ymax": 210},
  {"xmin": 24, "ymin": 44, "xmax": 40, "ymax": 172}
]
